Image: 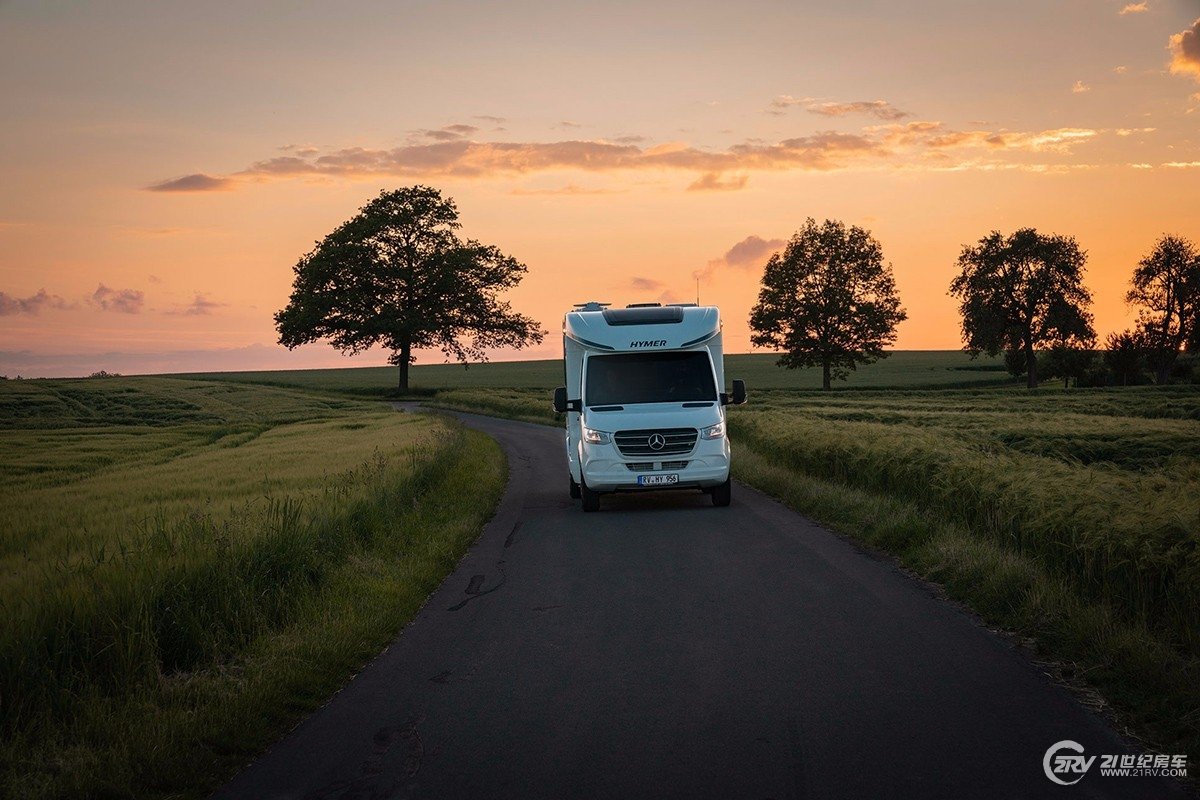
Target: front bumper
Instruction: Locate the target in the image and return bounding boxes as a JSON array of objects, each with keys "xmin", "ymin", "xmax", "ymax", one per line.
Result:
[{"xmin": 580, "ymin": 436, "xmax": 730, "ymax": 492}]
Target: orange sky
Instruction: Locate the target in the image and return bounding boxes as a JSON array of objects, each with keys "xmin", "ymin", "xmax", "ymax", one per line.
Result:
[{"xmin": 2, "ymin": 0, "xmax": 1199, "ymax": 377}]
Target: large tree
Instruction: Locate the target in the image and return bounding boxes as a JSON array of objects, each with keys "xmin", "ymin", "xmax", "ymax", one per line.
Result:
[
  {"xmin": 1126, "ymin": 234, "xmax": 1200, "ymax": 384},
  {"xmin": 749, "ymin": 218, "xmax": 907, "ymax": 390},
  {"xmin": 276, "ymin": 186, "xmax": 544, "ymax": 393},
  {"xmin": 949, "ymin": 228, "xmax": 1094, "ymax": 389}
]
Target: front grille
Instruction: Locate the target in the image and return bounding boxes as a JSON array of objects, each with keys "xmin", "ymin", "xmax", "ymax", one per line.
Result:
[
  {"xmin": 614, "ymin": 428, "xmax": 697, "ymax": 456},
  {"xmin": 625, "ymin": 460, "xmax": 690, "ymax": 472}
]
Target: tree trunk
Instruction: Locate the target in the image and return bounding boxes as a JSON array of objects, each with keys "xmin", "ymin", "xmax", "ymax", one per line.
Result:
[
  {"xmin": 822, "ymin": 361, "xmax": 831, "ymax": 391},
  {"xmin": 397, "ymin": 337, "xmax": 412, "ymax": 394},
  {"xmin": 1025, "ymin": 341, "xmax": 1037, "ymax": 389},
  {"xmin": 1156, "ymin": 364, "xmax": 1168, "ymax": 385}
]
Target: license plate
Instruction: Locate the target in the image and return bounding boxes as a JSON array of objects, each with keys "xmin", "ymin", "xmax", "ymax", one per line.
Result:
[{"xmin": 637, "ymin": 474, "xmax": 679, "ymax": 486}]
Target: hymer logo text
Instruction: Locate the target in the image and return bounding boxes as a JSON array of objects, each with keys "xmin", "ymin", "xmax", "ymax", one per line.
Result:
[{"xmin": 629, "ymin": 340, "xmax": 667, "ymax": 348}]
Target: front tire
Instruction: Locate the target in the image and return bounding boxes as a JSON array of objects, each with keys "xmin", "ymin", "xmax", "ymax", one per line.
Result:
[
  {"xmin": 580, "ymin": 477, "xmax": 601, "ymax": 512},
  {"xmin": 711, "ymin": 477, "xmax": 732, "ymax": 507}
]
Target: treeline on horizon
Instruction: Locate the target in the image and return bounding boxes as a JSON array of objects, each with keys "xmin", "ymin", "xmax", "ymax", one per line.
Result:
[{"xmin": 748, "ymin": 218, "xmax": 1200, "ymax": 390}]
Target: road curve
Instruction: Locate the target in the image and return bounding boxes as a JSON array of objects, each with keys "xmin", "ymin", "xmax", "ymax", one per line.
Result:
[{"xmin": 213, "ymin": 407, "xmax": 1187, "ymax": 800}]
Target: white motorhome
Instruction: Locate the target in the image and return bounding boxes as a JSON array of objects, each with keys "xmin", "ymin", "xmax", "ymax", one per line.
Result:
[{"xmin": 553, "ymin": 302, "xmax": 746, "ymax": 512}]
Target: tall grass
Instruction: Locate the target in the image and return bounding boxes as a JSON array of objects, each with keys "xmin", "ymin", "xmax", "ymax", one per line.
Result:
[
  {"xmin": 731, "ymin": 400, "xmax": 1200, "ymax": 655},
  {"xmin": 0, "ymin": 379, "xmax": 508, "ymax": 798}
]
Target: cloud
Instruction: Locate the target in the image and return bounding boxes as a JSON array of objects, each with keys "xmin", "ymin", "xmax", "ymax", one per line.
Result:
[
  {"xmin": 723, "ymin": 235, "xmax": 786, "ymax": 267},
  {"xmin": 145, "ymin": 173, "xmax": 234, "ymax": 192},
  {"xmin": 912, "ymin": 125, "xmax": 1100, "ymax": 152},
  {"xmin": 630, "ymin": 277, "xmax": 665, "ymax": 291},
  {"xmin": 1119, "ymin": 2, "xmax": 1148, "ymax": 14},
  {"xmin": 806, "ymin": 100, "xmax": 911, "ymax": 121},
  {"xmin": 1169, "ymin": 18, "xmax": 1200, "ymax": 80},
  {"xmin": 151, "ymin": 122, "xmax": 1113, "ymax": 192},
  {"xmin": 1115, "ymin": 127, "xmax": 1156, "ymax": 135},
  {"xmin": 773, "ymin": 96, "xmax": 910, "ymax": 121},
  {"xmin": 473, "ymin": 115, "xmax": 507, "ymax": 124},
  {"xmin": 415, "ymin": 124, "xmax": 480, "ymax": 142},
  {"xmin": 694, "ymin": 234, "xmax": 785, "ymax": 281},
  {"xmin": 0, "ymin": 289, "xmax": 72, "ymax": 315},
  {"xmin": 1072, "ymin": 80, "xmax": 1091, "ymax": 93},
  {"xmin": 611, "ymin": 135, "xmax": 646, "ymax": 144},
  {"xmin": 558, "ymin": 121, "xmax": 582, "ymax": 129},
  {"xmin": 173, "ymin": 293, "xmax": 224, "ymax": 316},
  {"xmin": 1114, "ymin": 65, "xmax": 1128, "ymax": 74},
  {"xmin": 91, "ymin": 284, "xmax": 144, "ymax": 313},
  {"xmin": 687, "ymin": 172, "xmax": 748, "ymax": 191}
]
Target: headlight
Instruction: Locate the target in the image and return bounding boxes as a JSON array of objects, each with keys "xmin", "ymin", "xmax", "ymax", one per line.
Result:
[
  {"xmin": 583, "ymin": 427, "xmax": 611, "ymax": 444},
  {"xmin": 700, "ymin": 422, "xmax": 725, "ymax": 440}
]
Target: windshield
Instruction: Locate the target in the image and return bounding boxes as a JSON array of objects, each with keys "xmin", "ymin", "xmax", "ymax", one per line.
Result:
[{"xmin": 585, "ymin": 351, "xmax": 717, "ymax": 406}]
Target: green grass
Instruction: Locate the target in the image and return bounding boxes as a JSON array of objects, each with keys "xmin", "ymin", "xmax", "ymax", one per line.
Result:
[
  {"xmin": 417, "ymin": 384, "xmax": 1200, "ymax": 764},
  {"xmin": 179, "ymin": 350, "xmax": 1015, "ymax": 394},
  {"xmin": 0, "ymin": 378, "xmax": 507, "ymax": 799}
]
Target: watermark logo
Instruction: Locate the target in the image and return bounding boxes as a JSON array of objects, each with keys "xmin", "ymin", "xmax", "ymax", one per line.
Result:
[
  {"xmin": 1043, "ymin": 740, "xmax": 1188, "ymax": 784},
  {"xmin": 1044, "ymin": 741, "xmax": 1093, "ymax": 785}
]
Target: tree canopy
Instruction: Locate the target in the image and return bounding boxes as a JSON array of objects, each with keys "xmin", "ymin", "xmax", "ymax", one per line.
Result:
[
  {"xmin": 949, "ymin": 228, "xmax": 1094, "ymax": 388},
  {"xmin": 275, "ymin": 186, "xmax": 544, "ymax": 392},
  {"xmin": 749, "ymin": 218, "xmax": 907, "ymax": 390},
  {"xmin": 1126, "ymin": 234, "xmax": 1200, "ymax": 384}
]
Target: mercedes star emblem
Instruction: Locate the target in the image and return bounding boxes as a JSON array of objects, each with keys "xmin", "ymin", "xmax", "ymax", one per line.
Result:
[{"xmin": 648, "ymin": 433, "xmax": 666, "ymax": 451}]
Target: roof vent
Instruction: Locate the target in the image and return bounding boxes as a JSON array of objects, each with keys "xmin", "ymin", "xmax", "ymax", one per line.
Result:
[
  {"xmin": 602, "ymin": 306, "xmax": 685, "ymax": 326},
  {"xmin": 572, "ymin": 301, "xmax": 611, "ymax": 312},
  {"xmin": 626, "ymin": 302, "xmax": 662, "ymax": 308}
]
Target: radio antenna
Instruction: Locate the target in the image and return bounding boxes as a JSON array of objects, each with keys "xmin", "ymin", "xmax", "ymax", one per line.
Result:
[{"xmin": 695, "ymin": 276, "xmax": 700, "ymax": 306}]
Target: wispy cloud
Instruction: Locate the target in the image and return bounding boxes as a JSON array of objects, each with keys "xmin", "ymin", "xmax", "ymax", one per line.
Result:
[
  {"xmin": 0, "ymin": 289, "xmax": 72, "ymax": 315},
  {"xmin": 148, "ymin": 121, "xmax": 1114, "ymax": 192},
  {"xmin": 694, "ymin": 234, "xmax": 785, "ymax": 281},
  {"xmin": 629, "ymin": 277, "xmax": 664, "ymax": 291},
  {"xmin": 1119, "ymin": 2, "xmax": 1148, "ymax": 15},
  {"xmin": 172, "ymin": 293, "xmax": 225, "ymax": 316},
  {"xmin": 473, "ymin": 115, "xmax": 507, "ymax": 124},
  {"xmin": 772, "ymin": 96, "xmax": 910, "ymax": 121},
  {"xmin": 687, "ymin": 173, "xmax": 748, "ymax": 191},
  {"xmin": 1169, "ymin": 18, "xmax": 1200, "ymax": 80},
  {"xmin": 91, "ymin": 284, "xmax": 144, "ymax": 313},
  {"xmin": 145, "ymin": 173, "xmax": 234, "ymax": 192},
  {"xmin": 1072, "ymin": 80, "xmax": 1091, "ymax": 93},
  {"xmin": 415, "ymin": 124, "xmax": 480, "ymax": 142}
]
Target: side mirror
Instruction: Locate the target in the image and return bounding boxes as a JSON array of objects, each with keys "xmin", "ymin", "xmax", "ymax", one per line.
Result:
[
  {"xmin": 553, "ymin": 387, "xmax": 581, "ymax": 413},
  {"xmin": 732, "ymin": 379, "xmax": 747, "ymax": 405}
]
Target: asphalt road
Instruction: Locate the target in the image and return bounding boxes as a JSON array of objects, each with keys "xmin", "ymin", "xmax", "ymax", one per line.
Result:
[{"xmin": 214, "ymin": 408, "xmax": 1188, "ymax": 800}]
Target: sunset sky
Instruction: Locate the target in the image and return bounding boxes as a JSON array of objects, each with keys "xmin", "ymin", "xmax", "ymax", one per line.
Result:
[{"xmin": 3, "ymin": 0, "xmax": 1199, "ymax": 377}]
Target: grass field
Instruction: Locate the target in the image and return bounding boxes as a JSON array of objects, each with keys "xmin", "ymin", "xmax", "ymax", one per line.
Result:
[
  {"xmin": 179, "ymin": 350, "xmax": 1014, "ymax": 394},
  {"xmin": 422, "ymin": 383, "xmax": 1200, "ymax": 764},
  {"xmin": 0, "ymin": 378, "xmax": 506, "ymax": 799}
]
